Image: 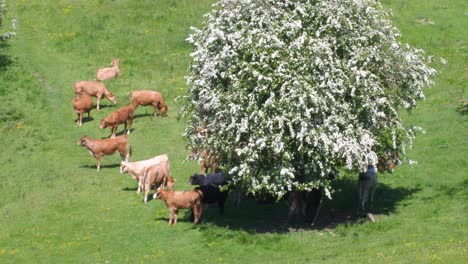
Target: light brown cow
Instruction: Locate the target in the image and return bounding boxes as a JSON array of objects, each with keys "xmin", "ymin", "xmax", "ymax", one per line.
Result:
[
  {"xmin": 120, "ymin": 154, "xmax": 169, "ymax": 193},
  {"xmin": 129, "ymin": 90, "xmax": 168, "ymax": 117},
  {"xmin": 72, "ymin": 93, "xmax": 93, "ymax": 126},
  {"xmin": 96, "ymin": 58, "xmax": 120, "ymax": 81},
  {"xmin": 77, "ymin": 135, "xmax": 130, "ymax": 171},
  {"xmin": 156, "ymin": 188, "xmax": 203, "ymax": 225},
  {"xmin": 99, "ymin": 105, "xmax": 135, "ymax": 138},
  {"xmin": 73, "ymin": 81, "xmax": 116, "ymax": 110},
  {"xmin": 142, "ymin": 161, "xmax": 174, "ymax": 203}
]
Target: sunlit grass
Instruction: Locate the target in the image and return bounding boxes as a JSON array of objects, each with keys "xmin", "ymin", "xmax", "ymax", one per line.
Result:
[{"xmin": 0, "ymin": 0, "xmax": 466, "ymax": 262}]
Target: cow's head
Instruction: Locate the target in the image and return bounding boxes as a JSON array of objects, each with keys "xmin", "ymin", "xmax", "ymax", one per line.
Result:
[
  {"xmin": 188, "ymin": 173, "xmax": 205, "ymax": 186},
  {"xmin": 112, "ymin": 58, "xmax": 120, "ymax": 66},
  {"xmin": 166, "ymin": 176, "xmax": 176, "ymax": 190},
  {"xmin": 99, "ymin": 120, "xmax": 108, "ymax": 129},
  {"xmin": 160, "ymin": 105, "xmax": 168, "ymax": 116},
  {"xmin": 120, "ymin": 162, "xmax": 129, "ymax": 173},
  {"xmin": 106, "ymin": 93, "xmax": 117, "ymax": 105},
  {"xmin": 77, "ymin": 135, "xmax": 88, "ymax": 146}
]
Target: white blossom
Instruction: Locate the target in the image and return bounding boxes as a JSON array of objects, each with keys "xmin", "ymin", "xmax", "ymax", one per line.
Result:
[{"xmin": 181, "ymin": 0, "xmax": 436, "ymax": 199}]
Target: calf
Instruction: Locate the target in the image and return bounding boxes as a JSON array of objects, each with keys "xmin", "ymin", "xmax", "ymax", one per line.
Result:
[
  {"xmin": 129, "ymin": 90, "xmax": 168, "ymax": 117},
  {"xmin": 189, "ymin": 172, "xmax": 226, "ymax": 186},
  {"xmin": 96, "ymin": 58, "xmax": 120, "ymax": 81},
  {"xmin": 72, "ymin": 93, "xmax": 93, "ymax": 126},
  {"xmin": 99, "ymin": 105, "xmax": 135, "ymax": 138},
  {"xmin": 120, "ymin": 154, "xmax": 168, "ymax": 193},
  {"xmin": 156, "ymin": 188, "xmax": 203, "ymax": 225},
  {"xmin": 73, "ymin": 81, "xmax": 116, "ymax": 110},
  {"xmin": 77, "ymin": 135, "xmax": 129, "ymax": 171},
  {"xmin": 358, "ymin": 165, "xmax": 378, "ymax": 212},
  {"xmin": 141, "ymin": 161, "xmax": 174, "ymax": 204}
]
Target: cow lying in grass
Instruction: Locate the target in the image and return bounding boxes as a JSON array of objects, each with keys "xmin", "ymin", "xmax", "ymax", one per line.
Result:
[
  {"xmin": 120, "ymin": 154, "xmax": 168, "ymax": 193},
  {"xmin": 99, "ymin": 105, "xmax": 135, "ymax": 138},
  {"xmin": 129, "ymin": 90, "xmax": 168, "ymax": 117},
  {"xmin": 156, "ymin": 188, "xmax": 203, "ymax": 225},
  {"xmin": 189, "ymin": 172, "xmax": 228, "ymax": 215},
  {"xmin": 96, "ymin": 58, "xmax": 120, "ymax": 81},
  {"xmin": 73, "ymin": 81, "xmax": 116, "ymax": 111},
  {"xmin": 72, "ymin": 92, "xmax": 93, "ymax": 126},
  {"xmin": 141, "ymin": 161, "xmax": 175, "ymax": 204},
  {"xmin": 77, "ymin": 135, "xmax": 129, "ymax": 171}
]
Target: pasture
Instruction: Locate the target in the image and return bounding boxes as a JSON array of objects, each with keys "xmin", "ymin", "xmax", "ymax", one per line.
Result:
[{"xmin": 0, "ymin": 0, "xmax": 466, "ymax": 263}]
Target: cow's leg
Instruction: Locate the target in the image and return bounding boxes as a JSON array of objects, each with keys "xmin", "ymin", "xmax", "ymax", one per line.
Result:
[
  {"xmin": 96, "ymin": 156, "xmax": 101, "ymax": 171},
  {"xmin": 126, "ymin": 119, "xmax": 132, "ymax": 135},
  {"xmin": 96, "ymin": 95, "xmax": 101, "ymax": 111},
  {"xmin": 144, "ymin": 182, "xmax": 150, "ymax": 204},
  {"xmin": 152, "ymin": 102, "xmax": 158, "ymax": 117},
  {"xmin": 79, "ymin": 112, "xmax": 84, "ymax": 126},
  {"xmin": 168, "ymin": 209, "xmax": 173, "ymax": 225},
  {"xmin": 174, "ymin": 209, "xmax": 179, "ymax": 224}
]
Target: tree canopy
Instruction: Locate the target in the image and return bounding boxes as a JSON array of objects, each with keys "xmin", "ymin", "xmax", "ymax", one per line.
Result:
[{"xmin": 181, "ymin": 0, "xmax": 436, "ymax": 199}]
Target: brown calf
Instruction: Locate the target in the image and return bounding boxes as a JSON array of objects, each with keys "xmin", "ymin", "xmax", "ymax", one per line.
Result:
[
  {"xmin": 100, "ymin": 105, "xmax": 135, "ymax": 138},
  {"xmin": 77, "ymin": 135, "xmax": 130, "ymax": 171},
  {"xmin": 156, "ymin": 188, "xmax": 203, "ymax": 225},
  {"xmin": 73, "ymin": 81, "xmax": 116, "ymax": 111},
  {"xmin": 72, "ymin": 93, "xmax": 93, "ymax": 126},
  {"xmin": 96, "ymin": 58, "xmax": 120, "ymax": 81},
  {"xmin": 142, "ymin": 162, "xmax": 174, "ymax": 204},
  {"xmin": 129, "ymin": 90, "xmax": 168, "ymax": 117},
  {"xmin": 189, "ymin": 148, "xmax": 217, "ymax": 174}
]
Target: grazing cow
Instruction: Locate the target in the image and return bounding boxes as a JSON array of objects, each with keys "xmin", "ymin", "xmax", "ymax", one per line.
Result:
[
  {"xmin": 72, "ymin": 93, "xmax": 93, "ymax": 126},
  {"xmin": 141, "ymin": 161, "xmax": 174, "ymax": 204},
  {"xmin": 358, "ymin": 165, "xmax": 378, "ymax": 212},
  {"xmin": 156, "ymin": 188, "xmax": 203, "ymax": 225},
  {"xmin": 129, "ymin": 90, "xmax": 168, "ymax": 117},
  {"xmin": 120, "ymin": 154, "xmax": 169, "ymax": 193},
  {"xmin": 99, "ymin": 105, "xmax": 135, "ymax": 138},
  {"xmin": 96, "ymin": 58, "xmax": 120, "ymax": 81},
  {"xmin": 189, "ymin": 172, "xmax": 226, "ymax": 187},
  {"xmin": 73, "ymin": 81, "xmax": 116, "ymax": 110},
  {"xmin": 77, "ymin": 135, "xmax": 130, "ymax": 171}
]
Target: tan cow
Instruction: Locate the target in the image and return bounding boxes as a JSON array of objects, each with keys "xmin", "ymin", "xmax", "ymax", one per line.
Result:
[
  {"xmin": 77, "ymin": 135, "xmax": 130, "ymax": 171},
  {"xmin": 73, "ymin": 81, "xmax": 116, "ymax": 110},
  {"xmin": 99, "ymin": 105, "xmax": 135, "ymax": 138},
  {"xmin": 96, "ymin": 58, "xmax": 120, "ymax": 81},
  {"xmin": 129, "ymin": 90, "xmax": 168, "ymax": 117},
  {"xmin": 72, "ymin": 93, "xmax": 93, "ymax": 126},
  {"xmin": 141, "ymin": 161, "xmax": 174, "ymax": 203},
  {"xmin": 156, "ymin": 188, "xmax": 203, "ymax": 225},
  {"xmin": 120, "ymin": 154, "xmax": 169, "ymax": 193}
]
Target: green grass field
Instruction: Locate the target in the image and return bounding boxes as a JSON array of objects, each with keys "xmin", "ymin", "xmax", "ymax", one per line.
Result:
[{"xmin": 0, "ymin": 0, "xmax": 466, "ymax": 263}]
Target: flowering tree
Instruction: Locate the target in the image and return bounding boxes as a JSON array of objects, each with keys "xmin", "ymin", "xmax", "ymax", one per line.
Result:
[
  {"xmin": 0, "ymin": 0, "xmax": 15, "ymax": 41},
  {"xmin": 181, "ymin": 0, "xmax": 436, "ymax": 222}
]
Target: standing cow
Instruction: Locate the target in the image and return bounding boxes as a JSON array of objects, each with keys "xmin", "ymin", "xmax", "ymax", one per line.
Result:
[{"xmin": 77, "ymin": 135, "xmax": 130, "ymax": 171}]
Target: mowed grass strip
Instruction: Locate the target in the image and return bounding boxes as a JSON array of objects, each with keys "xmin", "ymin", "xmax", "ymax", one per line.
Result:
[{"xmin": 0, "ymin": 0, "xmax": 466, "ymax": 263}]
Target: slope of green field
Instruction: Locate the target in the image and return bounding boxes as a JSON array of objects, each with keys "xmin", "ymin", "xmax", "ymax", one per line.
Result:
[{"xmin": 0, "ymin": 0, "xmax": 466, "ymax": 263}]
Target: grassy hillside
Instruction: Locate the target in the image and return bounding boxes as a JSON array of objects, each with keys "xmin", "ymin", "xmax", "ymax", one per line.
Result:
[{"xmin": 0, "ymin": 0, "xmax": 466, "ymax": 263}]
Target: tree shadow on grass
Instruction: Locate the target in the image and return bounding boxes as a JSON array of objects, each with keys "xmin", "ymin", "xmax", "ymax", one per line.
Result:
[
  {"xmin": 79, "ymin": 163, "xmax": 121, "ymax": 170},
  {"xmin": 0, "ymin": 42, "xmax": 13, "ymax": 71},
  {"xmin": 195, "ymin": 177, "xmax": 421, "ymax": 234}
]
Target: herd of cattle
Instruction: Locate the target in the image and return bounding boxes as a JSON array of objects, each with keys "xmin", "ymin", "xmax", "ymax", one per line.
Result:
[{"xmin": 73, "ymin": 58, "xmax": 227, "ymax": 225}]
